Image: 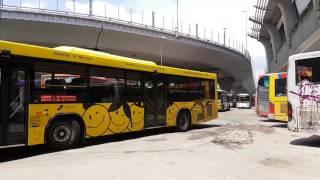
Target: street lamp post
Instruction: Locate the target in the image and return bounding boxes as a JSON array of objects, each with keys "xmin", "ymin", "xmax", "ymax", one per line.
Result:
[
  {"xmin": 72, "ymin": 0, "xmax": 75, "ymax": 13},
  {"xmin": 176, "ymin": 0, "xmax": 179, "ymax": 33},
  {"xmin": 242, "ymin": 11, "xmax": 248, "ymax": 55},
  {"xmin": 89, "ymin": 0, "xmax": 92, "ymax": 16},
  {"xmin": 223, "ymin": 28, "xmax": 227, "ymax": 45},
  {"xmin": 117, "ymin": 4, "xmax": 120, "ymax": 19},
  {"xmin": 160, "ymin": 36, "xmax": 167, "ymax": 66},
  {"xmin": 160, "ymin": 36, "xmax": 166, "ymax": 66},
  {"xmin": 104, "ymin": 0, "xmax": 107, "ymax": 18},
  {"xmin": 142, "ymin": 11, "xmax": 144, "ymax": 24}
]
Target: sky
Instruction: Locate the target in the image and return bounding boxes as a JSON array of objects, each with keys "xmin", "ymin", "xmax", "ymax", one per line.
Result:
[{"xmin": 3, "ymin": 0, "xmax": 267, "ymax": 85}]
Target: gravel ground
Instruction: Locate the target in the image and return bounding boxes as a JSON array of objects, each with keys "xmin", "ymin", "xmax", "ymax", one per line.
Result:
[{"xmin": 0, "ymin": 108, "xmax": 320, "ymax": 180}]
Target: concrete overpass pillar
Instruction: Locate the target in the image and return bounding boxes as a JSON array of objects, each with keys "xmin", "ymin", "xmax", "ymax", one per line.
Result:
[
  {"xmin": 260, "ymin": 39, "xmax": 273, "ymax": 71},
  {"xmin": 277, "ymin": 0, "xmax": 299, "ymax": 48},
  {"xmin": 219, "ymin": 77, "xmax": 234, "ymax": 92},
  {"xmin": 313, "ymin": 0, "xmax": 320, "ymax": 17},
  {"xmin": 264, "ymin": 23, "xmax": 281, "ymax": 63},
  {"xmin": 313, "ymin": 0, "xmax": 320, "ymax": 10}
]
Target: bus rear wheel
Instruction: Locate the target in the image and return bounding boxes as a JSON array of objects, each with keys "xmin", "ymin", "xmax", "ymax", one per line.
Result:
[
  {"xmin": 46, "ymin": 119, "xmax": 81, "ymax": 150},
  {"xmin": 176, "ymin": 111, "xmax": 191, "ymax": 132}
]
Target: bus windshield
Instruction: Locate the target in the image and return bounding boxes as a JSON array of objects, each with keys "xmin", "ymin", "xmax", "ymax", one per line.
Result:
[{"xmin": 238, "ymin": 96, "xmax": 250, "ymax": 102}]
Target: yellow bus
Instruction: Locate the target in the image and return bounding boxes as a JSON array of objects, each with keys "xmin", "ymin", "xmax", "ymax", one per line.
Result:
[
  {"xmin": 256, "ymin": 72, "xmax": 288, "ymax": 122},
  {"xmin": 0, "ymin": 40, "xmax": 218, "ymax": 149}
]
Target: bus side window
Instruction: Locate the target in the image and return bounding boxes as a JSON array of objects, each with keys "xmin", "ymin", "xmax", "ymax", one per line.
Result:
[
  {"xmin": 275, "ymin": 78, "xmax": 287, "ymax": 97},
  {"xmin": 168, "ymin": 77, "xmax": 205, "ymax": 102},
  {"xmin": 296, "ymin": 58, "xmax": 320, "ymax": 84},
  {"xmin": 125, "ymin": 71, "xmax": 143, "ymax": 102},
  {"xmin": 89, "ymin": 67, "xmax": 124, "ymax": 103},
  {"xmin": 32, "ymin": 62, "xmax": 87, "ymax": 103}
]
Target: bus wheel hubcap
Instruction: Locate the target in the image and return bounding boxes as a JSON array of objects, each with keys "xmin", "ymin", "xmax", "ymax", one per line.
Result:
[{"xmin": 53, "ymin": 126, "xmax": 72, "ymax": 143}]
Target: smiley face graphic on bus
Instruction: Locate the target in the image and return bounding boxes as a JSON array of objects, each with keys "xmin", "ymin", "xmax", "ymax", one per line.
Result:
[{"xmin": 82, "ymin": 105, "xmax": 110, "ymax": 137}]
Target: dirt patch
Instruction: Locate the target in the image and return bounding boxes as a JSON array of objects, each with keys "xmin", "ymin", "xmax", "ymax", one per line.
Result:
[
  {"xmin": 211, "ymin": 130, "xmax": 253, "ymax": 149},
  {"xmin": 260, "ymin": 157, "xmax": 292, "ymax": 168}
]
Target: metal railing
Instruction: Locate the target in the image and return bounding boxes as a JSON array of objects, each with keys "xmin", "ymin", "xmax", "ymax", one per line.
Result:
[
  {"xmin": 0, "ymin": 1, "xmax": 251, "ymax": 62},
  {"xmin": 249, "ymin": 0, "xmax": 269, "ymax": 40}
]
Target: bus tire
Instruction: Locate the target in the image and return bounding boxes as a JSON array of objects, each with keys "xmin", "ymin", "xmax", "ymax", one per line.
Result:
[
  {"xmin": 176, "ymin": 111, "xmax": 191, "ymax": 132},
  {"xmin": 46, "ymin": 119, "xmax": 81, "ymax": 150}
]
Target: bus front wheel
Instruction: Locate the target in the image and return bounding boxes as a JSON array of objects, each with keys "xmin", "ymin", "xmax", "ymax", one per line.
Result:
[
  {"xmin": 46, "ymin": 119, "xmax": 81, "ymax": 150},
  {"xmin": 176, "ymin": 111, "xmax": 191, "ymax": 132}
]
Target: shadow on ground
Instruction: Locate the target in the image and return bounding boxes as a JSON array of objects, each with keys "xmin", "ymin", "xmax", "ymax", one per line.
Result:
[
  {"xmin": 261, "ymin": 119, "xmax": 283, "ymax": 123},
  {"xmin": 271, "ymin": 124, "xmax": 287, "ymax": 128},
  {"xmin": 290, "ymin": 135, "xmax": 320, "ymax": 148},
  {"xmin": 192, "ymin": 124, "xmax": 222, "ymax": 130},
  {"xmin": 0, "ymin": 124, "xmax": 218, "ymax": 163}
]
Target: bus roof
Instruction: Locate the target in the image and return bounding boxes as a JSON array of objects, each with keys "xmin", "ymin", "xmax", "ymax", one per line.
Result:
[
  {"xmin": 258, "ymin": 72, "xmax": 287, "ymax": 80},
  {"xmin": 289, "ymin": 51, "xmax": 320, "ymax": 63},
  {"xmin": 0, "ymin": 40, "xmax": 216, "ymax": 80}
]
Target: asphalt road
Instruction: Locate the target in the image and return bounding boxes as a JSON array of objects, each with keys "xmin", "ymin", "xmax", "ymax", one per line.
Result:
[{"xmin": 0, "ymin": 108, "xmax": 320, "ymax": 180}]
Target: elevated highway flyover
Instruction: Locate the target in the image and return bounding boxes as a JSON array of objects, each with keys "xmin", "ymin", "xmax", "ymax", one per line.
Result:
[{"xmin": 0, "ymin": 5, "xmax": 255, "ymax": 94}]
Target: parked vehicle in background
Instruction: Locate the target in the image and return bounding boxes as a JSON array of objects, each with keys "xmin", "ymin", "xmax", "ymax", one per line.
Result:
[
  {"xmin": 251, "ymin": 94, "xmax": 256, "ymax": 107},
  {"xmin": 227, "ymin": 93, "xmax": 234, "ymax": 108},
  {"xmin": 218, "ymin": 90, "xmax": 229, "ymax": 111},
  {"xmin": 287, "ymin": 52, "xmax": 320, "ymax": 131},
  {"xmin": 256, "ymin": 73, "xmax": 288, "ymax": 122},
  {"xmin": 236, "ymin": 93, "xmax": 251, "ymax": 109}
]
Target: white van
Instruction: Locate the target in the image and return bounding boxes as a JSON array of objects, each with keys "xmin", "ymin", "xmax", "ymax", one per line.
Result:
[
  {"xmin": 236, "ymin": 93, "xmax": 251, "ymax": 109},
  {"xmin": 287, "ymin": 52, "xmax": 320, "ymax": 131}
]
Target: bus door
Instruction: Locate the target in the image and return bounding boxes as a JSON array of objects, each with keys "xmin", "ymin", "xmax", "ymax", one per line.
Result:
[
  {"xmin": 269, "ymin": 73, "xmax": 288, "ymax": 121},
  {"xmin": 144, "ymin": 74, "xmax": 167, "ymax": 128},
  {"xmin": 0, "ymin": 60, "xmax": 29, "ymax": 146}
]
